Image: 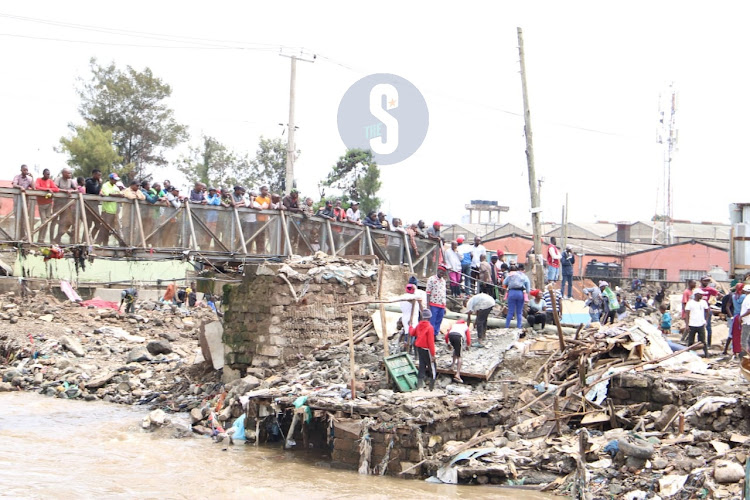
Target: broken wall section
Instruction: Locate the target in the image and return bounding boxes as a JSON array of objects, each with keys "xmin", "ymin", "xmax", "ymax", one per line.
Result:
[{"xmin": 222, "ymin": 259, "xmax": 379, "ymax": 372}]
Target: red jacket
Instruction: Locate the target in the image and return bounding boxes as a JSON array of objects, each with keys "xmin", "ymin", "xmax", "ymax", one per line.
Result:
[
  {"xmin": 413, "ymin": 320, "xmax": 435, "ymax": 356},
  {"xmin": 35, "ymin": 177, "xmax": 59, "ymax": 205}
]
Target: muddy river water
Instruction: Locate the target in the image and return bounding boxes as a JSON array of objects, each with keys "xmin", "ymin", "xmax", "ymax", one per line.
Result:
[{"xmin": 0, "ymin": 393, "xmax": 554, "ymax": 499}]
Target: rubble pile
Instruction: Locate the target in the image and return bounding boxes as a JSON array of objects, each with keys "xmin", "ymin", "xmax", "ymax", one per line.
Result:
[
  {"xmin": 3, "ymin": 276, "xmax": 750, "ymax": 498},
  {"xmin": 0, "ymin": 290, "xmax": 221, "ymax": 409}
]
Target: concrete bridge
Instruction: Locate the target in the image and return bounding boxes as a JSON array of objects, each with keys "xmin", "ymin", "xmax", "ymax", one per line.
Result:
[{"xmin": 0, "ymin": 187, "xmax": 440, "ymax": 278}]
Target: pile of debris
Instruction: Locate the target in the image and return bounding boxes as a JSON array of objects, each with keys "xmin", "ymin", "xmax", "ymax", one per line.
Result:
[{"xmin": 0, "ymin": 290, "xmax": 221, "ymax": 409}]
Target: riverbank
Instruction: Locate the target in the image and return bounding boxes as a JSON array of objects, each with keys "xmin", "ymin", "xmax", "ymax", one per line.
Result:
[{"xmin": 1, "ymin": 391, "xmax": 551, "ymax": 499}]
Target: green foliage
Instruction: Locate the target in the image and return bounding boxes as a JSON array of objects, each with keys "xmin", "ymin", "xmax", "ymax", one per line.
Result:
[
  {"xmin": 177, "ymin": 135, "xmax": 293, "ymax": 193},
  {"xmin": 58, "ymin": 124, "xmax": 123, "ymax": 178},
  {"xmin": 357, "ymin": 163, "xmax": 382, "ymax": 214},
  {"xmin": 176, "ymin": 135, "xmax": 251, "ymax": 189},
  {"xmin": 250, "ymin": 136, "xmax": 290, "ymax": 194},
  {"xmin": 323, "ymin": 148, "xmax": 382, "ymax": 213},
  {"xmin": 77, "ymin": 58, "xmax": 188, "ymax": 180}
]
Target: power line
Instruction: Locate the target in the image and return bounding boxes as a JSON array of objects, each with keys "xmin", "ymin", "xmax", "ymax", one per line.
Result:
[
  {"xmin": 1, "ymin": 11, "xmax": 649, "ymax": 140},
  {"xmin": 0, "ymin": 32, "xmax": 279, "ymax": 50},
  {"xmin": 0, "ymin": 12, "xmax": 290, "ymax": 50}
]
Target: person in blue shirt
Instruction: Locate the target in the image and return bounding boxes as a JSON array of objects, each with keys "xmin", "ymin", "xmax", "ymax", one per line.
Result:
[{"xmin": 659, "ymin": 304, "xmax": 671, "ymax": 335}]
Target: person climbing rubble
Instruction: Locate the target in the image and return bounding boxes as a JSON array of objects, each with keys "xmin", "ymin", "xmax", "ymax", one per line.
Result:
[
  {"xmin": 445, "ymin": 319, "xmax": 471, "ymax": 383},
  {"xmin": 583, "ymin": 284, "xmax": 603, "ymax": 323},
  {"xmin": 119, "ymin": 287, "xmax": 138, "ymax": 314},
  {"xmin": 412, "ymin": 308, "xmax": 436, "ymax": 390},
  {"xmin": 599, "ymin": 281, "xmax": 618, "ymax": 325},
  {"xmin": 462, "ymin": 291, "xmax": 495, "ymax": 346}
]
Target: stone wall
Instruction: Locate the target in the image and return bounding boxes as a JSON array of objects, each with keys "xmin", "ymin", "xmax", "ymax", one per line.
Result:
[
  {"xmin": 222, "ymin": 263, "xmax": 378, "ymax": 372},
  {"xmin": 330, "ymin": 408, "xmax": 515, "ymax": 477}
]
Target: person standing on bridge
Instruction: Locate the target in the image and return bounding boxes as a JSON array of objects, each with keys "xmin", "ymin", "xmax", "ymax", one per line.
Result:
[
  {"xmin": 96, "ymin": 173, "xmax": 123, "ymax": 246},
  {"xmin": 282, "ymin": 190, "xmax": 302, "ymax": 213},
  {"xmin": 52, "ymin": 167, "xmax": 78, "ymax": 244},
  {"xmin": 34, "ymin": 169, "xmax": 59, "ymax": 243},
  {"xmin": 345, "ymin": 201, "xmax": 361, "ymax": 224}
]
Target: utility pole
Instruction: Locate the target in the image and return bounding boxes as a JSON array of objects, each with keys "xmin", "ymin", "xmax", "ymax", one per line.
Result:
[
  {"xmin": 279, "ymin": 50, "xmax": 315, "ymax": 195},
  {"xmin": 517, "ymin": 27, "xmax": 544, "ymax": 289}
]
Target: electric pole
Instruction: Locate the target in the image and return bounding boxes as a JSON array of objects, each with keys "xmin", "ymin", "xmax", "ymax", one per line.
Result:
[
  {"xmin": 517, "ymin": 27, "xmax": 544, "ymax": 289},
  {"xmin": 279, "ymin": 50, "xmax": 315, "ymax": 195}
]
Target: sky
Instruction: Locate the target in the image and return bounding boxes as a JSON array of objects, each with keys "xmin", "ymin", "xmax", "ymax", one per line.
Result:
[{"xmin": 1, "ymin": 1, "xmax": 748, "ymax": 228}]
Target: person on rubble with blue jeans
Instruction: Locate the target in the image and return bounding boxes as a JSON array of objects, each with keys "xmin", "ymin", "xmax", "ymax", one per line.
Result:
[
  {"xmin": 560, "ymin": 244, "xmax": 575, "ymax": 299},
  {"xmin": 504, "ymin": 264, "xmax": 530, "ymax": 328}
]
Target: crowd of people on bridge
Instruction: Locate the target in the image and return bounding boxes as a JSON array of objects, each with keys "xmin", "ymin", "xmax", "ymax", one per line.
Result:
[{"xmin": 10, "ymin": 165, "xmax": 451, "ymax": 251}]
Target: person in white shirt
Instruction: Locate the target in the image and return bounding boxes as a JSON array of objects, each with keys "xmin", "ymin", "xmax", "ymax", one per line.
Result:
[
  {"xmin": 345, "ymin": 201, "xmax": 361, "ymax": 224},
  {"xmin": 463, "ymin": 292, "xmax": 495, "ymax": 346},
  {"xmin": 469, "ymin": 236, "xmax": 487, "ymax": 295},
  {"xmin": 444, "ymin": 241, "xmax": 463, "ymax": 297},
  {"xmin": 546, "ymin": 237, "xmax": 562, "ymax": 282},
  {"xmin": 685, "ymin": 290, "xmax": 709, "ymax": 357},
  {"xmin": 397, "ymin": 283, "xmax": 423, "ymax": 355},
  {"xmin": 456, "ymin": 235, "xmax": 474, "ymax": 296}
]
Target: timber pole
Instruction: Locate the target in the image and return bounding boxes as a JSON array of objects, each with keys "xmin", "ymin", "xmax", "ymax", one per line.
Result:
[{"xmin": 517, "ymin": 27, "xmax": 544, "ymax": 289}]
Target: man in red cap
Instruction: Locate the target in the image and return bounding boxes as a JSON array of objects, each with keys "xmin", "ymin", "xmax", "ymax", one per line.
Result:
[
  {"xmin": 427, "ymin": 221, "xmax": 441, "ymax": 241},
  {"xmin": 426, "ymin": 266, "xmax": 448, "ymax": 336}
]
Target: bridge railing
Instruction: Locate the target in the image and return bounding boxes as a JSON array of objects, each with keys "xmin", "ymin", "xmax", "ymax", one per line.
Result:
[{"xmin": 0, "ymin": 187, "xmax": 440, "ymax": 277}]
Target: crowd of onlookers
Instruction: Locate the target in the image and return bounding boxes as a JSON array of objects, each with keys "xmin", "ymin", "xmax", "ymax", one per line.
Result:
[{"xmin": 10, "ymin": 164, "xmax": 451, "ymax": 251}]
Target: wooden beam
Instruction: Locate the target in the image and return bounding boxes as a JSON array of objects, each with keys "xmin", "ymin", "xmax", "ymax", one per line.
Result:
[
  {"xmin": 280, "ymin": 210, "xmax": 293, "ymax": 255},
  {"xmin": 547, "ymin": 284, "xmax": 566, "ymax": 351},
  {"xmin": 183, "ymin": 201, "xmax": 198, "ymax": 250},
  {"xmin": 232, "ymin": 207, "xmax": 248, "ymax": 254},
  {"xmin": 20, "ymin": 192, "xmax": 33, "ymax": 244},
  {"xmin": 30, "ymin": 199, "xmax": 76, "ymax": 236},
  {"xmin": 132, "ymin": 200, "xmax": 147, "ymax": 249},
  {"xmin": 83, "ymin": 203, "xmax": 127, "ymax": 246},
  {"xmin": 190, "ymin": 209, "xmax": 231, "ymax": 253},
  {"xmin": 326, "ymin": 219, "xmax": 336, "ymax": 255}
]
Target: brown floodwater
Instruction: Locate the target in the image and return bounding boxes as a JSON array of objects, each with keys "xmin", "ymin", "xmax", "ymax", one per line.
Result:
[{"xmin": 0, "ymin": 392, "xmax": 554, "ymax": 499}]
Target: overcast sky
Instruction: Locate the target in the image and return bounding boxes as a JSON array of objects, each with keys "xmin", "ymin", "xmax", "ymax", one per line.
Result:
[{"xmin": 1, "ymin": 1, "xmax": 747, "ymax": 228}]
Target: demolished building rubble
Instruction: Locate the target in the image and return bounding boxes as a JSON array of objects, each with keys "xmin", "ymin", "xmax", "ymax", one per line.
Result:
[{"xmin": 2, "ymin": 255, "xmax": 750, "ymax": 498}]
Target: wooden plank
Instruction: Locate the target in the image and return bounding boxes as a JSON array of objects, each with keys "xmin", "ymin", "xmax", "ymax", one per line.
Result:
[
  {"xmin": 77, "ymin": 192, "xmax": 92, "ymax": 247},
  {"xmin": 348, "ymin": 307, "xmax": 356, "ymax": 399}
]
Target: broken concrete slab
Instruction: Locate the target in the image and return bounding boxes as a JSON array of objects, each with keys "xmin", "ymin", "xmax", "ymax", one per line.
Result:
[
  {"xmin": 199, "ymin": 320, "xmax": 224, "ymax": 370},
  {"xmin": 60, "ymin": 336, "xmax": 86, "ymax": 357}
]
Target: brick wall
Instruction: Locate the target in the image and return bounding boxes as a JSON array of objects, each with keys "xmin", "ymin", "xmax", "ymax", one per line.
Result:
[{"xmin": 222, "ymin": 263, "xmax": 377, "ymax": 372}]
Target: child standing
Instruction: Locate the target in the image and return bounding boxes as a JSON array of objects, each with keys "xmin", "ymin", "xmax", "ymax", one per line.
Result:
[{"xmin": 659, "ymin": 304, "xmax": 672, "ymax": 336}]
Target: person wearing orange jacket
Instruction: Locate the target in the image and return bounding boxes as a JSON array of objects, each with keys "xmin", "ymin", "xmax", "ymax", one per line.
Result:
[
  {"xmin": 34, "ymin": 168, "xmax": 59, "ymax": 243},
  {"xmin": 412, "ymin": 308, "xmax": 436, "ymax": 390}
]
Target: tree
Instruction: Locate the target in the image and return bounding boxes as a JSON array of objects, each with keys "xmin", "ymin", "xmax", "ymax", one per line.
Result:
[
  {"xmin": 177, "ymin": 135, "xmax": 293, "ymax": 193},
  {"xmin": 323, "ymin": 149, "xmax": 382, "ymax": 213},
  {"xmin": 250, "ymin": 136, "xmax": 292, "ymax": 193},
  {"xmin": 77, "ymin": 58, "xmax": 188, "ymax": 180},
  {"xmin": 176, "ymin": 135, "xmax": 251, "ymax": 189},
  {"xmin": 58, "ymin": 124, "xmax": 123, "ymax": 178}
]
